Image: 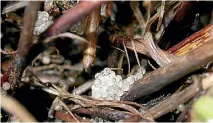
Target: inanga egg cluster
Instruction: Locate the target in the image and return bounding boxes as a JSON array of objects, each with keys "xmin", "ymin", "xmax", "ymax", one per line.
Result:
[{"xmin": 91, "ymin": 68, "xmax": 145, "ymax": 101}]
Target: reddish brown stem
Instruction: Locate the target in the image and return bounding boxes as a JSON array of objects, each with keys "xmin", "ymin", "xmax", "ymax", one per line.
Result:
[{"xmin": 168, "ymin": 24, "xmax": 213, "ymax": 54}]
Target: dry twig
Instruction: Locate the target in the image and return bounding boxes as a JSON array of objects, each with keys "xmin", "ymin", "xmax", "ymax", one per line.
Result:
[{"xmin": 1, "ymin": 94, "xmax": 37, "ymax": 122}]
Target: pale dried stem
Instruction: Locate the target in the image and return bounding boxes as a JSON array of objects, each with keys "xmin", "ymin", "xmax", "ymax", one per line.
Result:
[
  {"xmin": 131, "ymin": 39, "xmax": 141, "ymax": 67},
  {"xmin": 130, "ymin": 1, "xmax": 146, "ymax": 29},
  {"xmin": 43, "ymin": 32, "xmax": 88, "ymax": 44},
  {"xmin": 1, "ymin": 94, "xmax": 37, "ymax": 122},
  {"xmin": 156, "ymin": 0, "xmax": 165, "ymax": 31},
  {"xmin": 72, "ymin": 79, "xmax": 94, "ymax": 95},
  {"xmin": 123, "ymin": 39, "xmax": 131, "ymax": 74}
]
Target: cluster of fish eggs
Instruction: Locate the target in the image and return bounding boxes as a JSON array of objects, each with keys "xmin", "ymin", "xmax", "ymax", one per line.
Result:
[{"xmin": 91, "ymin": 68, "xmax": 145, "ymax": 101}]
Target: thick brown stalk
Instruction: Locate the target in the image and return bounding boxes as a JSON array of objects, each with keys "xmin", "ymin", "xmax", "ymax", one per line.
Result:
[
  {"xmin": 121, "ymin": 39, "xmax": 213, "ymax": 101},
  {"xmin": 2, "ymin": 1, "xmax": 28, "ymax": 14},
  {"xmin": 83, "ymin": 7, "xmax": 101, "ymax": 71},
  {"xmin": 1, "ymin": 2, "xmax": 41, "ymax": 90}
]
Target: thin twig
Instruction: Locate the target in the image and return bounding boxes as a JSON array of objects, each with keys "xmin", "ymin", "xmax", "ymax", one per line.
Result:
[
  {"xmin": 48, "ymin": 97, "xmax": 60, "ymax": 118},
  {"xmin": 131, "ymin": 38, "xmax": 141, "ymax": 67},
  {"xmin": 2, "ymin": 1, "xmax": 28, "ymax": 14},
  {"xmin": 122, "ymin": 38, "xmax": 131, "ymax": 74},
  {"xmin": 117, "ymin": 53, "xmax": 125, "ymax": 75},
  {"xmin": 0, "ymin": 49, "xmax": 17, "ymax": 55},
  {"xmin": 156, "ymin": 0, "xmax": 165, "ymax": 31},
  {"xmin": 130, "ymin": 1, "xmax": 146, "ymax": 29},
  {"xmin": 110, "ymin": 46, "xmax": 124, "ymax": 52},
  {"xmin": 1, "ymin": 94, "xmax": 37, "ymax": 122},
  {"xmin": 43, "ymin": 32, "xmax": 88, "ymax": 44}
]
